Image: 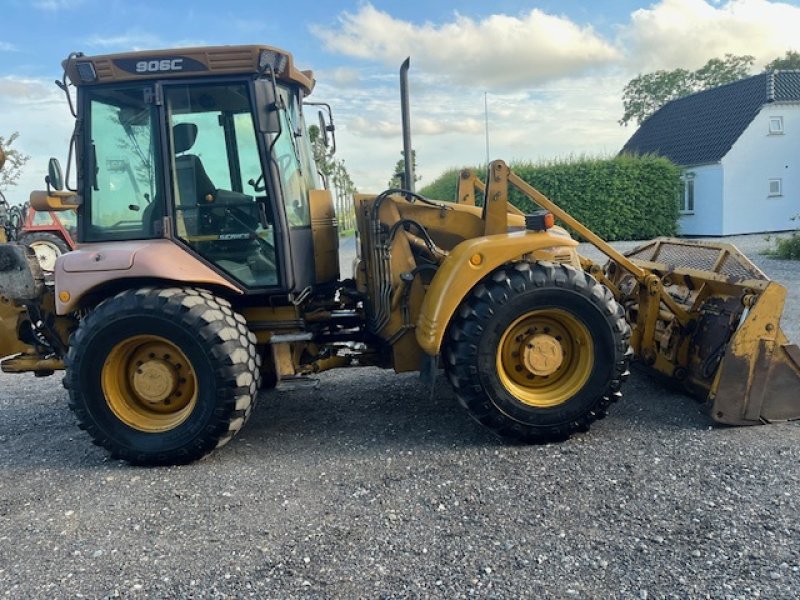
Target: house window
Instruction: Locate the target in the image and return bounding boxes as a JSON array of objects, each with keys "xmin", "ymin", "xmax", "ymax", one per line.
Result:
[
  {"xmin": 680, "ymin": 175, "xmax": 695, "ymax": 214},
  {"xmin": 769, "ymin": 178, "xmax": 783, "ymax": 197},
  {"xmin": 769, "ymin": 116, "xmax": 784, "ymax": 135}
]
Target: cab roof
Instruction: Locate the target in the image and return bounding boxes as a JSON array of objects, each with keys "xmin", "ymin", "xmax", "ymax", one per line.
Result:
[{"xmin": 64, "ymin": 44, "xmax": 315, "ymax": 94}]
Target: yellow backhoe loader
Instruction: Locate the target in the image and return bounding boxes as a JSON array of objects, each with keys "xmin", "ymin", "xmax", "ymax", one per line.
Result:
[{"xmin": 0, "ymin": 45, "xmax": 797, "ymax": 465}]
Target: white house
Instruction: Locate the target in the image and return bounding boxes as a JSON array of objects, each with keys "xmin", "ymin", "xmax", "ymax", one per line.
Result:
[{"xmin": 621, "ymin": 71, "xmax": 800, "ymax": 236}]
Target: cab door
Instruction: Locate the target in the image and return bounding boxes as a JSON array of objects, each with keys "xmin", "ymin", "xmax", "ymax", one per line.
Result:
[{"xmin": 163, "ymin": 80, "xmax": 286, "ymax": 290}]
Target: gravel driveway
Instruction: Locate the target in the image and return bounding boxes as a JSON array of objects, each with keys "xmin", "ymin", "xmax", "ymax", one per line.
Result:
[{"xmin": 1, "ymin": 234, "xmax": 798, "ymax": 599}]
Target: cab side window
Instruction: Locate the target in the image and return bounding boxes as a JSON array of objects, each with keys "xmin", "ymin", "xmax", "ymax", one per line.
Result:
[{"xmin": 84, "ymin": 87, "xmax": 162, "ymax": 241}]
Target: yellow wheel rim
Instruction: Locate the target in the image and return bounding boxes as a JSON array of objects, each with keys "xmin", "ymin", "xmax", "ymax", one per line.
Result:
[
  {"xmin": 496, "ymin": 308, "xmax": 594, "ymax": 408},
  {"xmin": 102, "ymin": 335, "xmax": 198, "ymax": 433}
]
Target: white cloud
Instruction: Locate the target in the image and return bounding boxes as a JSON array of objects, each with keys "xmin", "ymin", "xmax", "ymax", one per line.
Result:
[
  {"xmin": 33, "ymin": 0, "xmax": 85, "ymax": 10},
  {"xmin": 0, "ymin": 42, "xmax": 17, "ymax": 52},
  {"xmin": 86, "ymin": 32, "xmax": 163, "ymax": 50},
  {"xmin": 309, "ymin": 1, "xmax": 800, "ymax": 194},
  {"xmin": 311, "ymin": 70, "xmax": 630, "ymax": 193},
  {"xmin": 624, "ymin": 0, "xmax": 800, "ymax": 70},
  {"xmin": 328, "ymin": 67, "xmax": 360, "ymax": 87},
  {"xmin": 9, "ymin": 1, "xmax": 800, "ymax": 205},
  {"xmin": 85, "ymin": 32, "xmax": 207, "ymax": 52},
  {"xmin": 0, "ymin": 77, "xmax": 73, "ymax": 202},
  {"xmin": 312, "ymin": 4, "xmax": 621, "ymax": 89},
  {"xmin": 347, "ymin": 116, "xmax": 483, "ymax": 139},
  {"xmin": 0, "ymin": 77, "xmax": 59, "ymax": 101}
]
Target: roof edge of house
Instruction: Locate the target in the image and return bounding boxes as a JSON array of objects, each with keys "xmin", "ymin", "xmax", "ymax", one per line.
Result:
[{"xmin": 655, "ymin": 71, "xmax": 768, "ymax": 115}]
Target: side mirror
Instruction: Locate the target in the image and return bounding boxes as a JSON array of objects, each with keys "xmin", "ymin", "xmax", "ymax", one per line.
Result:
[
  {"xmin": 318, "ymin": 111, "xmax": 330, "ymax": 148},
  {"xmin": 0, "ymin": 147, "xmax": 6, "ymax": 172},
  {"xmin": 46, "ymin": 158, "xmax": 64, "ymax": 192},
  {"xmin": 254, "ymin": 79, "xmax": 281, "ymax": 134},
  {"xmin": 305, "ymin": 101, "xmax": 336, "ymax": 155}
]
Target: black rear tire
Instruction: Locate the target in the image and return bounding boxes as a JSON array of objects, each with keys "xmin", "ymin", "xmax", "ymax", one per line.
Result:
[
  {"xmin": 445, "ymin": 262, "xmax": 631, "ymax": 443},
  {"xmin": 65, "ymin": 287, "xmax": 260, "ymax": 465},
  {"xmin": 19, "ymin": 231, "xmax": 70, "ymax": 271}
]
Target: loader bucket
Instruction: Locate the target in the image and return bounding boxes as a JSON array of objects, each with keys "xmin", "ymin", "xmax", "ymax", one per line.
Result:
[
  {"xmin": 609, "ymin": 238, "xmax": 800, "ymax": 426},
  {"xmin": 708, "ymin": 283, "xmax": 800, "ymax": 425}
]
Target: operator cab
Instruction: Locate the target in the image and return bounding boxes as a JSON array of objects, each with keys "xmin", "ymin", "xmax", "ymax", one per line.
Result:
[{"xmin": 61, "ymin": 45, "xmax": 331, "ymax": 294}]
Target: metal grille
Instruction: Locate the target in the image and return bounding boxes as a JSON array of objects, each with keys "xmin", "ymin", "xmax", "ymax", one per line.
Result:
[
  {"xmin": 207, "ymin": 50, "xmax": 253, "ymax": 71},
  {"xmin": 94, "ymin": 59, "xmax": 114, "ymax": 79},
  {"xmin": 717, "ymin": 254, "xmax": 763, "ymax": 280},
  {"xmin": 626, "ymin": 240, "xmax": 767, "ymax": 281}
]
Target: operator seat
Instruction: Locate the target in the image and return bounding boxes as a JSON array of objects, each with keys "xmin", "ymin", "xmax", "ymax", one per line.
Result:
[
  {"xmin": 173, "ymin": 122, "xmax": 216, "ymax": 206},
  {"xmin": 142, "ymin": 123, "xmax": 215, "ymax": 237}
]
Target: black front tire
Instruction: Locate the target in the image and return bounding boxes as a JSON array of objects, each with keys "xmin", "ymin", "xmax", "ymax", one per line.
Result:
[
  {"xmin": 445, "ymin": 262, "xmax": 631, "ymax": 443},
  {"xmin": 65, "ymin": 287, "xmax": 260, "ymax": 465}
]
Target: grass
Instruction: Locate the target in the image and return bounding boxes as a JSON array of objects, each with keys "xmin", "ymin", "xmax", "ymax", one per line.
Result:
[{"xmin": 767, "ymin": 231, "xmax": 800, "ymax": 260}]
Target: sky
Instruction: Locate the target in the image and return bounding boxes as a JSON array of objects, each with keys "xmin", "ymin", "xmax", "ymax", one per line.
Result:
[{"xmin": 2, "ymin": 0, "xmax": 800, "ymax": 198}]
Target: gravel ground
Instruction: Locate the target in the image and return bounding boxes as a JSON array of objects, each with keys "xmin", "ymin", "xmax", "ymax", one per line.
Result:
[{"xmin": 0, "ymin": 234, "xmax": 799, "ymax": 599}]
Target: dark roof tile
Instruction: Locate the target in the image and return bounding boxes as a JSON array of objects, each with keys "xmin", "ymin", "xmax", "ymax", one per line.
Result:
[
  {"xmin": 621, "ymin": 71, "xmax": 800, "ymax": 166},
  {"xmin": 773, "ymin": 70, "xmax": 800, "ymax": 101}
]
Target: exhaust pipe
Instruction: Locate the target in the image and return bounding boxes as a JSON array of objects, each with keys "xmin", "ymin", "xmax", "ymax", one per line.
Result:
[{"xmin": 399, "ymin": 57, "xmax": 415, "ymax": 192}]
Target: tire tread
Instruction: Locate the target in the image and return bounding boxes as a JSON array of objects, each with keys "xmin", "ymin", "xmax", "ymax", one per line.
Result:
[
  {"xmin": 444, "ymin": 261, "xmax": 631, "ymax": 443},
  {"xmin": 64, "ymin": 287, "xmax": 261, "ymax": 465}
]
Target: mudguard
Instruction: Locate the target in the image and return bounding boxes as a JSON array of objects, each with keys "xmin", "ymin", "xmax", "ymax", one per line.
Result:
[
  {"xmin": 54, "ymin": 239, "xmax": 241, "ymax": 314},
  {"xmin": 415, "ymin": 229, "xmax": 579, "ymax": 355}
]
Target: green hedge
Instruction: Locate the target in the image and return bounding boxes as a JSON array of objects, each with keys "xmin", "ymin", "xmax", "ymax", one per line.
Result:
[
  {"xmin": 418, "ymin": 155, "xmax": 681, "ymax": 241},
  {"xmin": 418, "ymin": 167, "xmax": 486, "ymax": 204}
]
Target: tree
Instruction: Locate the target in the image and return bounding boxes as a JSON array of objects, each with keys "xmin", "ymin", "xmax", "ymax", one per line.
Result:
[
  {"xmin": 0, "ymin": 132, "xmax": 31, "ymax": 193},
  {"xmin": 764, "ymin": 50, "xmax": 800, "ymax": 71},
  {"xmin": 387, "ymin": 150, "xmax": 421, "ymax": 189},
  {"xmin": 308, "ymin": 124, "xmax": 334, "ymax": 179},
  {"xmin": 693, "ymin": 54, "xmax": 755, "ymax": 88},
  {"xmin": 620, "ymin": 54, "xmax": 755, "ymax": 126}
]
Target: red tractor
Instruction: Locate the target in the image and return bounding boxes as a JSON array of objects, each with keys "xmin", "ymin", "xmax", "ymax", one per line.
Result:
[{"xmin": 16, "ymin": 206, "xmax": 77, "ymax": 271}]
